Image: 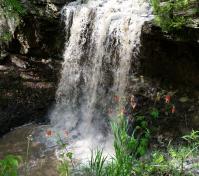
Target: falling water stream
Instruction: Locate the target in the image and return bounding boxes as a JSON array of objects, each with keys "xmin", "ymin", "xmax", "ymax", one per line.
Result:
[{"xmin": 50, "ymin": 0, "xmax": 152, "ymax": 159}]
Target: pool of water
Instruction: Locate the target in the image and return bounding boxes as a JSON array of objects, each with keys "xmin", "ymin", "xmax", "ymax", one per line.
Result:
[{"xmin": 0, "ymin": 124, "xmax": 59, "ymax": 176}]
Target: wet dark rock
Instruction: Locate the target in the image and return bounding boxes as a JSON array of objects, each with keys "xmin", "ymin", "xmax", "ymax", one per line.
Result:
[
  {"xmin": 1, "ymin": 0, "xmax": 74, "ymax": 59},
  {"xmin": 0, "ymin": 54, "xmax": 61, "ymax": 136},
  {"xmin": 12, "ymin": 16, "xmax": 65, "ymax": 58},
  {"xmin": 125, "ymin": 81, "xmax": 199, "ymax": 140},
  {"xmin": 139, "ymin": 21, "xmax": 199, "ymax": 88},
  {"xmin": 10, "ymin": 55, "xmax": 29, "ymax": 68},
  {"xmin": 0, "ymin": 0, "xmax": 69, "ymax": 136},
  {"xmin": 138, "ymin": 22, "xmax": 199, "ymax": 132},
  {"xmin": 12, "ymin": 1, "xmax": 68, "ymax": 58}
]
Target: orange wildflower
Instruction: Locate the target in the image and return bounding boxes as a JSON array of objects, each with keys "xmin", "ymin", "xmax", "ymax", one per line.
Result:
[
  {"xmin": 45, "ymin": 129, "xmax": 53, "ymax": 137},
  {"xmin": 165, "ymin": 95, "xmax": 171, "ymax": 104},
  {"xmin": 171, "ymin": 105, "xmax": 176, "ymax": 114}
]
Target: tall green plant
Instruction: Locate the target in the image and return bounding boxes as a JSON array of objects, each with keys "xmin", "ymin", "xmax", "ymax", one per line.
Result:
[
  {"xmin": 106, "ymin": 116, "xmax": 150, "ymax": 176},
  {"xmin": 56, "ymin": 133, "xmax": 74, "ymax": 176},
  {"xmin": 83, "ymin": 149, "xmax": 107, "ymax": 176}
]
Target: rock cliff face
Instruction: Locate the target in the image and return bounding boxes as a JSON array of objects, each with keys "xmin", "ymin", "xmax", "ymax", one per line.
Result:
[
  {"xmin": 8, "ymin": 0, "xmax": 68, "ymax": 57},
  {"xmin": 0, "ymin": 0, "xmax": 74, "ymax": 59},
  {"xmin": 0, "ymin": 0, "xmax": 70, "ymax": 135},
  {"xmin": 139, "ymin": 21, "xmax": 199, "ymax": 132},
  {"xmin": 0, "ymin": 5, "xmax": 20, "ymax": 59},
  {"xmin": 0, "ymin": 55, "xmax": 61, "ymax": 135},
  {"xmin": 140, "ymin": 21, "xmax": 199, "ymax": 88}
]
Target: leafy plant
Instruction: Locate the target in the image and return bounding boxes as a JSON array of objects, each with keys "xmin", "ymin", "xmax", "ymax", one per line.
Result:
[
  {"xmin": 0, "ymin": 0, "xmax": 26, "ymax": 43},
  {"xmin": 0, "ymin": 0, "xmax": 26, "ymax": 16},
  {"xmin": 133, "ymin": 151, "xmax": 167, "ymax": 175},
  {"xmin": 182, "ymin": 130, "xmax": 199, "ymax": 148},
  {"xmin": 57, "ymin": 159, "xmax": 70, "ymax": 176},
  {"xmin": 150, "ymin": 108, "xmax": 159, "ymax": 119},
  {"xmin": 54, "ymin": 93, "xmax": 199, "ymax": 176},
  {"xmin": 0, "ymin": 32, "xmax": 12, "ymax": 42},
  {"xmin": 56, "ymin": 133, "xmax": 74, "ymax": 176},
  {"xmin": 110, "ymin": 120, "xmax": 135, "ymax": 176},
  {"xmin": 150, "ymin": 0, "xmax": 198, "ymax": 31},
  {"xmin": 168, "ymin": 146, "xmax": 193, "ymax": 175},
  {"xmin": 0, "ymin": 155, "xmax": 22, "ymax": 176},
  {"xmin": 164, "ymin": 131, "xmax": 199, "ymax": 175}
]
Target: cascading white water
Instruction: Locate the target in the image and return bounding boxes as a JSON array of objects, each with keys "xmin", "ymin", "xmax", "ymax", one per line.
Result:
[{"xmin": 50, "ymin": 0, "xmax": 152, "ymax": 159}]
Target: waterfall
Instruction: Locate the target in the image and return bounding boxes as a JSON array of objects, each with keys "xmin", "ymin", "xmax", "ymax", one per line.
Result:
[{"xmin": 50, "ymin": 0, "xmax": 152, "ymax": 159}]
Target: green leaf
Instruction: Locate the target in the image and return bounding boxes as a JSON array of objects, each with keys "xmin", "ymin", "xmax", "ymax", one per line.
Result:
[
  {"xmin": 150, "ymin": 108, "xmax": 159, "ymax": 119},
  {"xmin": 66, "ymin": 152, "xmax": 73, "ymax": 160},
  {"xmin": 152, "ymin": 152, "xmax": 165, "ymax": 164}
]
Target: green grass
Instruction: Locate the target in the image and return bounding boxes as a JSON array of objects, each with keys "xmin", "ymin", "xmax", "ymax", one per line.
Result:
[{"xmin": 81, "ymin": 149, "xmax": 107, "ymax": 176}]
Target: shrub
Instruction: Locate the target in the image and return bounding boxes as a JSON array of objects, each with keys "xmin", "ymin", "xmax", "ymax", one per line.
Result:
[
  {"xmin": 151, "ymin": 0, "xmax": 198, "ymax": 31},
  {"xmin": 0, "ymin": 0, "xmax": 26, "ymax": 16},
  {"xmin": 0, "ymin": 32, "xmax": 12, "ymax": 42}
]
